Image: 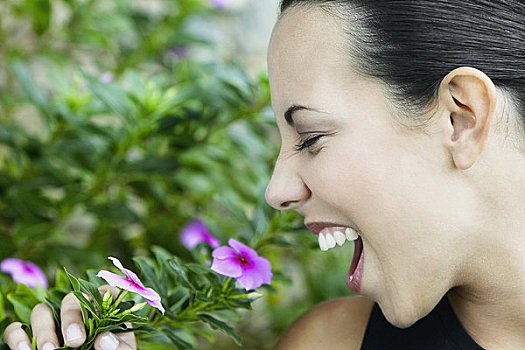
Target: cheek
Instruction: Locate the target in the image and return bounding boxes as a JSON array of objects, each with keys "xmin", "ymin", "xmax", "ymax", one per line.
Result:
[
  {"xmin": 307, "ymin": 130, "xmax": 433, "ymax": 246},
  {"xmin": 312, "ymin": 134, "xmax": 413, "ymax": 214}
]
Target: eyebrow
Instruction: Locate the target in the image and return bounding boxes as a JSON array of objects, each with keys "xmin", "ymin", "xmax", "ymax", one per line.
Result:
[{"xmin": 284, "ymin": 105, "xmax": 321, "ymax": 126}]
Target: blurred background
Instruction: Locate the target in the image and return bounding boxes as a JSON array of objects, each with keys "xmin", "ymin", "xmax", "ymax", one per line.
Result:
[{"xmin": 0, "ymin": 0, "xmax": 355, "ymax": 348}]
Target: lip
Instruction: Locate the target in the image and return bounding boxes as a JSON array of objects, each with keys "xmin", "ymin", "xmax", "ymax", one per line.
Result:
[
  {"xmin": 346, "ymin": 236, "xmax": 364, "ymax": 293},
  {"xmin": 305, "ymin": 221, "xmax": 353, "ymax": 235}
]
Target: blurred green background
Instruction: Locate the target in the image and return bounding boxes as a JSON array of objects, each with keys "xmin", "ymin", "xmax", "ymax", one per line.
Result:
[{"xmin": 0, "ymin": 0, "xmax": 355, "ymax": 348}]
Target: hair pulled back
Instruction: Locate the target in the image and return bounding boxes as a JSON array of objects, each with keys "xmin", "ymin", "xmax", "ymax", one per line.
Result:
[{"xmin": 280, "ymin": 0, "xmax": 525, "ymax": 127}]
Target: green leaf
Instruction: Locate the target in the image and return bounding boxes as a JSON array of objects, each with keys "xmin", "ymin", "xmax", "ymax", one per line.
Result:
[
  {"xmin": 6, "ymin": 284, "xmax": 43, "ymax": 324},
  {"xmin": 84, "ymin": 74, "xmax": 133, "ymax": 118},
  {"xmin": 71, "ymin": 291, "xmax": 98, "ymax": 320},
  {"xmin": 33, "ymin": 285, "xmax": 47, "ymax": 301},
  {"xmin": 44, "ymin": 296, "xmax": 62, "ymax": 326},
  {"xmin": 199, "ymin": 313, "xmax": 241, "ymax": 346},
  {"xmin": 168, "ymin": 257, "xmax": 193, "ymax": 289},
  {"xmin": 11, "ymin": 61, "xmax": 50, "ymax": 113},
  {"xmin": 168, "ymin": 287, "xmax": 190, "ymax": 314},
  {"xmin": 64, "ymin": 268, "xmax": 80, "ymax": 292},
  {"xmin": 102, "ymin": 289, "xmax": 112, "ymax": 310},
  {"xmin": 151, "ymin": 246, "xmax": 173, "ymax": 267},
  {"xmin": 54, "ymin": 269, "xmax": 71, "ymax": 292},
  {"xmin": 27, "ymin": 0, "xmax": 51, "ymax": 35},
  {"xmin": 0, "ymin": 292, "xmax": 5, "ymax": 322},
  {"xmin": 77, "ymin": 278, "xmax": 103, "ymax": 310},
  {"xmin": 160, "ymin": 326, "xmax": 195, "ymax": 350}
]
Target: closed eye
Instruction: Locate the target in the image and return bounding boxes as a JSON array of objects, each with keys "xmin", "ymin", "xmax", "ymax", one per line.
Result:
[{"xmin": 295, "ymin": 135, "xmax": 323, "ymax": 151}]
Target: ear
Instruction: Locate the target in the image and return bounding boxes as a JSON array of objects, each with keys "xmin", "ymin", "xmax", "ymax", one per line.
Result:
[{"xmin": 437, "ymin": 67, "xmax": 497, "ymax": 170}]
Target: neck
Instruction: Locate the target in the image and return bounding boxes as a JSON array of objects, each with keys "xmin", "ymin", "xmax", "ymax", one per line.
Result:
[{"xmin": 448, "ymin": 152, "xmax": 525, "ymax": 349}]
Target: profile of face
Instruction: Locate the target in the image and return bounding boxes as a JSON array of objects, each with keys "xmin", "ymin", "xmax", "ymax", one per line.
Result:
[{"xmin": 265, "ymin": 6, "xmax": 485, "ymax": 327}]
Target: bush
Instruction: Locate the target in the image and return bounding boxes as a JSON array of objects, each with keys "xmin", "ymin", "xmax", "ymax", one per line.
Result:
[{"xmin": 0, "ymin": 1, "xmax": 354, "ymax": 348}]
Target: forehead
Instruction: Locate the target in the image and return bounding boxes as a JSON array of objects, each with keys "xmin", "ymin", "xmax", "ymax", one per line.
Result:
[
  {"xmin": 267, "ymin": 7, "xmax": 356, "ymax": 114},
  {"xmin": 270, "ymin": 7, "xmax": 346, "ymax": 56}
]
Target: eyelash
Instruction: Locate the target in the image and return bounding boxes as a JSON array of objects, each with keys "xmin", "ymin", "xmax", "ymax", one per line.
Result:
[{"xmin": 295, "ymin": 135, "xmax": 323, "ymax": 151}]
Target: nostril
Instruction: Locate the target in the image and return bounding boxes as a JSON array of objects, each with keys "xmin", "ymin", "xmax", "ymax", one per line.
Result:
[{"xmin": 280, "ymin": 200, "xmax": 294, "ymax": 209}]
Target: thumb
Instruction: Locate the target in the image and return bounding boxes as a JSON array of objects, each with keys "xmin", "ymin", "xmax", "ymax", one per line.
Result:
[{"xmin": 94, "ymin": 331, "xmax": 136, "ymax": 350}]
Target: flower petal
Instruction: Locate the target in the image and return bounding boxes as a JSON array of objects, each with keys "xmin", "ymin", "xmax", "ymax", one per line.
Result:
[
  {"xmin": 210, "ymin": 0, "xmax": 228, "ymax": 8},
  {"xmin": 247, "ymin": 256, "xmax": 272, "ymax": 283},
  {"xmin": 179, "ymin": 220, "xmax": 204, "ymax": 250},
  {"xmin": 108, "ymin": 257, "xmax": 144, "ymax": 287},
  {"xmin": 138, "ymin": 286, "xmax": 162, "ymax": 302},
  {"xmin": 228, "ymin": 239, "xmax": 259, "ymax": 260},
  {"xmin": 1, "ymin": 258, "xmax": 47, "ymax": 289},
  {"xmin": 211, "ymin": 258, "xmax": 243, "ymax": 278},
  {"xmin": 97, "ymin": 270, "xmax": 160, "ymax": 300},
  {"xmin": 211, "ymin": 246, "xmax": 238, "ymax": 260},
  {"xmin": 180, "ymin": 220, "xmax": 220, "ymax": 250},
  {"xmin": 1, "ymin": 258, "xmax": 24, "ymax": 274},
  {"xmin": 230, "ymin": 240, "xmax": 272, "ymax": 290},
  {"xmin": 97, "ymin": 271, "xmax": 132, "ymax": 289},
  {"xmin": 236, "ymin": 255, "xmax": 272, "ymax": 290},
  {"xmin": 203, "ymin": 232, "xmax": 220, "ymax": 249},
  {"xmin": 236, "ymin": 270, "xmax": 263, "ymax": 290},
  {"xmin": 145, "ymin": 297, "xmax": 165, "ymax": 314},
  {"xmin": 210, "ymin": 246, "xmax": 243, "ymax": 278}
]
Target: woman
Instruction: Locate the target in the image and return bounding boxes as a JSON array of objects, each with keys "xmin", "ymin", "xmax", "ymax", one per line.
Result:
[
  {"xmin": 265, "ymin": 1, "xmax": 525, "ymax": 349},
  {"xmin": 5, "ymin": 0, "xmax": 525, "ymax": 349}
]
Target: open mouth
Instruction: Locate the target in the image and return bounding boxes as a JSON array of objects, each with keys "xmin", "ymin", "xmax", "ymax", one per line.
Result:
[
  {"xmin": 305, "ymin": 223, "xmax": 364, "ymax": 293},
  {"xmin": 315, "ymin": 226, "xmax": 359, "ymax": 251}
]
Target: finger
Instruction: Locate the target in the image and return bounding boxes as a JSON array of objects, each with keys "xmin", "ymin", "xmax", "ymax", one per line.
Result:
[
  {"xmin": 30, "ymin": 303, "xmax": 60, "ymax": 350},
  {"xmin": 117, "ymin": 330, "xmax": 136, "ymax": 349},
  {"xmin": 94, "ymin": 332, "xmax": 136, "ymax": 350},
  {"xmin": 117, "ymin": 323, "xmax": 136, "ymax": 348},
  {"xmin": 4, "ymin": 322, "xmax": 32, "ymax": 350},
  {"xmin": 60, "ymin": 292, "xmax": 86, "ymax": 347}
]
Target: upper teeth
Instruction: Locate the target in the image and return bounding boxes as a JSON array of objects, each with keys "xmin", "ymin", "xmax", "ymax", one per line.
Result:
[{"xmin": 318, "ymin": 227, "xmax": 359, "ymax": 251}]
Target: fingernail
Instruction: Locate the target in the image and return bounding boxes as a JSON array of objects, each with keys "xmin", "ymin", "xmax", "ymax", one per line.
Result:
[
  {"xmin": 17, "ymin": 342, "xmax": 31, "ymax": 350},
  {"xmin": 100, "ymin": 332, "xmax": 119, "ymax": 350},
  {"xmin": 43, "ymin": 342, "xmax": 56, "ymax": 350},
  {"xmin": 66, "ymin": 323, "xmax": 83, "ymax": 342},
  {"xmin": 43, "ymin": 342, "xmax": 57, "ymax": 350}
]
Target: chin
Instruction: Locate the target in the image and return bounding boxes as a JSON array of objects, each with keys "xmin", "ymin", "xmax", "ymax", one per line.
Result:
[{"xmin": 377, "ymin": 294, "xmax": 440, "ymax": 329}]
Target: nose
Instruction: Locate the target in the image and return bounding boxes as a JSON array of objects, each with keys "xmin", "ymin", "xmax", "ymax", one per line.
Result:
[{"xmin": 265, "ymin": 155, "xmax": 311, "ymax": 211}]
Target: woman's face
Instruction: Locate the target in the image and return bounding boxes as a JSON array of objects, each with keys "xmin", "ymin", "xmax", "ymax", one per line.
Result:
[{"xmin": 266, "ymin": 7, "xmax": 476, "ymax": 326}]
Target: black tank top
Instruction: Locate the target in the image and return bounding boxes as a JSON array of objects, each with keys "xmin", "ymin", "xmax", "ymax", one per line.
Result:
[{"xmin": 361, "ymin": 296, "xmax": 484, "ymax": 349}]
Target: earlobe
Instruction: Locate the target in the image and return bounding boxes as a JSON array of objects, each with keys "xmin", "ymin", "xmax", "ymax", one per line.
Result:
[{"xmin": 438, "ymin": 67, "xmax": 497, "ymax": 170}]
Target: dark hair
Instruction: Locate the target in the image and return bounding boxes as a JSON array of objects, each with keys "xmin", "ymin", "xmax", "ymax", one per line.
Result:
[{"xmin": 280, "ymin": 0, "xmax": 525, "ymax": 128}]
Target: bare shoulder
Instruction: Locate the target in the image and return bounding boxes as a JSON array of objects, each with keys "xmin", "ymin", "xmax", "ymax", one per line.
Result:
[{"xmin": 274, "ymin": 296, "xmax": 375, "ymax": 350}]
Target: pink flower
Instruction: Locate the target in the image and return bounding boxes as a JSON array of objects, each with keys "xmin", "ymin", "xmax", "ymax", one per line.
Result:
[
  {"xmin": 0, "ymin": 258, "xmax": 47, "ymax": 289},
  {"xmin": 179, "ymin": 219, "xmax": 220, "ymax": 250},
  {"xmin": 211, "ymin": 239, "xmax": 272, "ymax": 290},
  {"xmin": 99, "ymin": 72, "xmax": 114, "ymax": 84},
  {"xmin": 97, "ymin": 257, "xmax": 165, "ymax": 314},
  {"xmin": 209, "ymin": 0, "xmax": 228, "ymax": 8}
]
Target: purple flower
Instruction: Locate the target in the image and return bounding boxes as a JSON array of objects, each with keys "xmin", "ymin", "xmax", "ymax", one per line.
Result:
[
  {"xmin": 211, "ymin": 239, "xmax": 272, "ymax": 290},
  {"xmin": 209, "ymin": 0, "xmax": 228, "ymax": 8},
  {"xmin": 99, "ymin": 72, "xmax": 114, "ymax": 84},
  {"xmin": 180, "ymin": 219, "xmax": 220, "ymax": 250},
  {"xmin": 0, "ymin": 258, "xmax": 48, "ymax": 289},
  {"xmin": 97, "ymin": 257, "xmax": 165, "ymax": 314},
  {"xmin": 167, "ymin": 46, "xmax": 189, "ymax": 61}
]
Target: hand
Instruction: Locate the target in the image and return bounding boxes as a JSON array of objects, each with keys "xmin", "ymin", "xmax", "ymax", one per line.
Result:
[{"xmin": 3, "ymin": 286, "xmax": 137, "ymax": 350}]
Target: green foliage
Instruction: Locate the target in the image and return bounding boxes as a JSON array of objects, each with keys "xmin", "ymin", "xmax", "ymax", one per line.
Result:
[
  {"xmin": 0, "ymin": 0, "xmax": 356, "ymax": 349},
  {"xmin": 57, "ymin": 270, "xmax": 149, "ymax": 350},
  {"xmin": 6, "ymin": 284, "xmax": 45, "ymax": 325}
]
